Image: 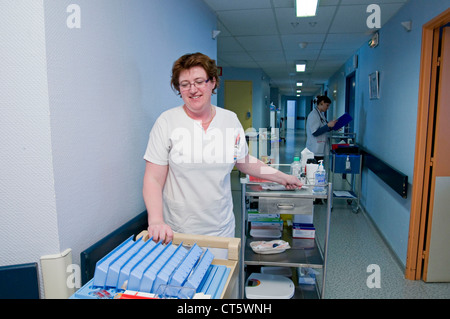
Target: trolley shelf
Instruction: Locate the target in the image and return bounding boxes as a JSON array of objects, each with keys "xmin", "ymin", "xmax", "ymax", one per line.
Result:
[
  {"xmin": 333, "ymin": 190, "xmax": 358, "ymax": 199},
  {"xmin": 244, "ymin": 230, "xmax": 324, "ymax": 269}
]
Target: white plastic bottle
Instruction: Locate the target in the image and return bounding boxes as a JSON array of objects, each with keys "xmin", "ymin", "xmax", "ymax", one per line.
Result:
[
  {"xmin": 290, "ymin": 156, "xmax": 301, "ymax": 179},
  {"xmin": 313, "ymin": 160, "xmax": 327, "ymax": 194}
]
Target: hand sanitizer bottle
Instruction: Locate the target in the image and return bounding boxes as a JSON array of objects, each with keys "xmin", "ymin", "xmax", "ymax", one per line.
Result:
[{"xmin": 313, "ymin": 160, "xmax": 326, "ymax": 194}]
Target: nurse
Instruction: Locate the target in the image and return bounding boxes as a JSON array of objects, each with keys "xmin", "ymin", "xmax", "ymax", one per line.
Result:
[
  {"xmin": 306, "ymin": 96, "xmax": 338, "ymax": 162},
  {"xmin": 143, "ymin": 52, "xmax": 302, "ymax": 243}
]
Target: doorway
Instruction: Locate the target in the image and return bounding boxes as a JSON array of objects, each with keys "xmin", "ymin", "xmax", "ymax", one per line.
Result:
[
  {"xmin": 286, "ymin": 100, "xmax": 296, "ymax": 130},
  {"xmin": 406, "ymin": 9, "xmax": 450, "ymax": 281},
  {"xmin": 345, "ymin": 72, "xmax": 356, "ymax": 134},
  {"xmin": 224, "ymin": 80, "xmax": 253, "ymax": 130}
]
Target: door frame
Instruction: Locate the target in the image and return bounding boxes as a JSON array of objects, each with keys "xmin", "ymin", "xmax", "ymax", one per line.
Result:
[{"xmin": 406, "ymin": 8, "xmax": 450, "ymax": 280}]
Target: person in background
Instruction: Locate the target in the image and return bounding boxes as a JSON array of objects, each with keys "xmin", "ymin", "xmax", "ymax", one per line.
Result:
[
  {"xmin": 143, "ymin": 52, "xmax": 302, "ymax": 244},
  {"xmin": 306, "ymin": 95, "xmax": 337, "ymax": 162}
]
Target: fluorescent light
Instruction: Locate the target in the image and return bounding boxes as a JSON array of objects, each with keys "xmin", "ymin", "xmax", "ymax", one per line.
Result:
[
  {"xmin": 296, "ymin": 0, "xmax": 319, "ymax": 17},
  {"xmin": 296, "ymin": 63, "xmax": 306, "ymax": 72},
  {"xmin": 297, "ymin": 89, "xmax": 302, "ymax": 93},
  {"xmin": 297, "ymin": 82, "xmax": 303, "ymax": 87}
]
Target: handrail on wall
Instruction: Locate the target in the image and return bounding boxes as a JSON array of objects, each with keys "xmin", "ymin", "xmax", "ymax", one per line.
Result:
[{"xmin": 360, "ymin": 148, "xmax": 408, "ymax": 199}]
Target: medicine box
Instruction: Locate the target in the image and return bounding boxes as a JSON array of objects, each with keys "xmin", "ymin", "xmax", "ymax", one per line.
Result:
[
  {"xmin": 293, "ymin": 212, "xmax": 313, "ymax": 225},
  {"xmin": 297, "ymin": 267, "xmax": 317, "ymax": 285},
  {"xmin": 293, "ymin": 223, "xmax": 315, "ymax": 239}
]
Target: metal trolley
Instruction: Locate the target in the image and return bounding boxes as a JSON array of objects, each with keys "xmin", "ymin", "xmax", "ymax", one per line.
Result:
[
  {"xmin": 329, "ymin": 133, "xmax": 361, "ymax": 213},
  {"xmin": 240, "ymin": 165, "xmax": 332, "ymax": 299}
]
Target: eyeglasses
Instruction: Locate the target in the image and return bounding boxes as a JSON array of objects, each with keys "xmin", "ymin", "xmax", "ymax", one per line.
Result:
[{"xmin": 179, "ymin": 78, "xmax": 211, "ymax": 91}]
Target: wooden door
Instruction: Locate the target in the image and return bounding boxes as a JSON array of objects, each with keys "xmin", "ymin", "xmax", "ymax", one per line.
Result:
[
  {"xmin": 422, "ymin": 26, "xmax": 450, "ymax": 282},
  {"xmin": 224, "ymin": 80, "xmax": 253, "ymax": 130},
  {"xmin": 407, "ymin": 8, "xmax": 450, "ymax": 281}
]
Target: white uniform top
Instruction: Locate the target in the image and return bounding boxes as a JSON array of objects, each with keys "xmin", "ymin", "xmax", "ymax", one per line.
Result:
[
  {"xmin": 144, "ymin": 105, "xmax": 248, "ymax": 237},
  {"xmin": 306, "ymin": 107, "xmax": 330, "ymax": 157}
]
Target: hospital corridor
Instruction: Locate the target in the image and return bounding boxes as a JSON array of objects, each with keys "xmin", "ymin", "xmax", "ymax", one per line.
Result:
[{"xmin": 2, "ymin": 0, "xmax": 450, "ymax": 302}]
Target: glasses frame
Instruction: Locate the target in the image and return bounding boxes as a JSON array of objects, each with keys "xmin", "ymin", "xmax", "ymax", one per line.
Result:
[{"xmin": 179, "ymin": 78, "xmax": 211, "ymax": 91}]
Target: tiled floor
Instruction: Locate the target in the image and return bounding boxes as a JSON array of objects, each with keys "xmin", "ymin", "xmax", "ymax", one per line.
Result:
[{"xmin": 232, "ymin": 129, "xmax": 450, "ymax": 299}]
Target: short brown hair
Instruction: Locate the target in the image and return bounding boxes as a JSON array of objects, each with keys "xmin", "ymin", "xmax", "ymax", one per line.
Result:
[
  {"xmin": 171, "ymin": 52, "xmax": 220, "ymax": 95},
  {"xmin": 317, "ymin": 95, "xmax": 331, "ymax": 105}
]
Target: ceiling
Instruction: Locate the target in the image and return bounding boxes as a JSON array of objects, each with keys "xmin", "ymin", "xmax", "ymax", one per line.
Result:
[{"xmin": 202, "ymin": 0, "xmax": 409, "ymax": 97}]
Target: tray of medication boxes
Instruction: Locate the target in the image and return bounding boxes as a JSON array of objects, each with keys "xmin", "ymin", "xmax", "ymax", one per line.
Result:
[{"xmin": 71, "ymin": 231, "xmax": 240, "ymax": 299}]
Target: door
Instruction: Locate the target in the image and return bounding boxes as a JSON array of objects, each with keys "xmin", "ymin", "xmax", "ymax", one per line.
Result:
[
  {"xmin": 407, "ymin": 9, "xmax": 450, "ymax": 281},
  {"xmin": 422, "ymin": 25, "xmax": 450, "ymax": 282},
  {"xmin": 224, "ymin": 80, "xmax": 252, "ymax": 130},
  {"xmin": 345, "ymin": 72, "xmax": 356, "ymax": 134}
]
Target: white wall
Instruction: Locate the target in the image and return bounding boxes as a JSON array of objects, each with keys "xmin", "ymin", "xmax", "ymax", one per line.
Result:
[
  {"xmin": 1, "ymin": 0, "xmax": 217, "ymax": 296},
  {"xmin": 0, "ymin": 0, "xmax": 60, "ymax": 267}
]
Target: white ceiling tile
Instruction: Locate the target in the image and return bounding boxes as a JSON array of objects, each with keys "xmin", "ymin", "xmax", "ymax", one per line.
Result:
[
  {"xmin": 218, "ymin": 36, "xmax": 244, "ymax": 52},
  {"xmin": 249, "ymin": 50, "xmax": 286, "ymax": 63},
  {"xmin": 281, "ymin": 34, "xmax": 326, "ymax": 52},
  {"xmin": 272, "ymin": 0, "xmax": 295, "ymax": 8},
  {"xmin": 218, "ymin": 9, "xmax": 278, "ymax": 36},
  {"xmin": 285, "ymin": 49, "xmax": 322, "ymax": 61},
  {"xmin": 320, "ymin": 0, "xmax": 341, "ymax": 5},
  {"xmin": 203, "ymin": 0, "xmax": 272, "ymax": 11},
  {"xmin": 236, "ymin": 35, "xmax": 281, "ymax": 51},
  {"xmin": 219, "ymin": 51, "xmax": 253, "ymax": 63},
  {"xmin": 228, "ymin": 61, "xmax": 261, "ymax": 68},
  {"xmin": 275, "ymin": 6, "xmax": 338, "ymax": 35},
  {"xmin": 281, "ymin": 33, "xmax": 327, "ymax": 45}
]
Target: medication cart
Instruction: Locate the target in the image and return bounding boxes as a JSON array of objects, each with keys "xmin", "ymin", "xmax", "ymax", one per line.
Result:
[{"xmin": 240, "ymin": 164, "xmax": 332, "ymax": 299}]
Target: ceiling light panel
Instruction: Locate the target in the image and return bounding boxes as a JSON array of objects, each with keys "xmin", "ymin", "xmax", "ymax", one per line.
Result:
[{"xmin": 296, "ymin": 0, "xmax": 319, "ymax": 17}]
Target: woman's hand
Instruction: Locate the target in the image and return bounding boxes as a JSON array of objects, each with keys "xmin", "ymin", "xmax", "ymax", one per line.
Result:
[
  {"xmin": 328, "ymin": 119, "xmax": 338, "ymax": 128},
  {"xmin": 235, "ymin": 155, "xmax": 303, "ymax": 190},
  {"xmin": 147, "ymin": 221, "xmax": 173, "ymax": 244},
  {"xmin": 281, "ymin": 173, "xmax": 303, "ymax": 190}
]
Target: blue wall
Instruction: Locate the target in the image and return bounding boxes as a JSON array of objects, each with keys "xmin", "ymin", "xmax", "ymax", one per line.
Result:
[{"xmin": 328, "ymin": 0, "xmax": 450, "ymax": 266}]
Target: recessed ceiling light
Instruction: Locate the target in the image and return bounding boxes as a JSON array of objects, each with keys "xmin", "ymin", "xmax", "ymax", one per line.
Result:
[
  {"xmin": 296, "ymin": 0, "xmax": 319, "ymax": 18},
  {"xmin": 296, "ymin": 62, "xmax": 306, "ymax": 72}
]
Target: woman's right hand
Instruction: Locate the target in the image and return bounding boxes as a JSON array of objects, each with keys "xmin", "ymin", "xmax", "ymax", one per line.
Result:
[{"xmin": 147, "ymin": 222, "xmax": 173, "ymax": 244}]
